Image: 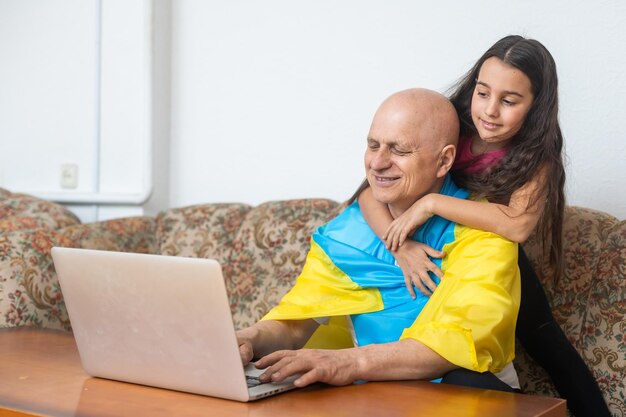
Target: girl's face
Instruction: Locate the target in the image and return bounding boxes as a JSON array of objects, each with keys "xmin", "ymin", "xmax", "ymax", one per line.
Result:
[{"xmin": 471, "ymin": 57, "xmax": 534, "ymax": 147}]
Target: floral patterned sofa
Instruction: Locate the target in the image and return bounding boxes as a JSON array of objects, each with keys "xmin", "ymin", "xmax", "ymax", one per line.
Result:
[{"xmin": 0, "ymin": 187, "xmax": 624, "ymax": 416}]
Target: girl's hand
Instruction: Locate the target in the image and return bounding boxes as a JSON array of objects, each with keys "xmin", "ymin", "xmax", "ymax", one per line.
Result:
[
  {"xmin": 393, "ymin": 240, "xmax": 444, "ymax": 298},
  {"xmin": 384, "ymin": 197, "xmax": 433, "ymax": 251}
]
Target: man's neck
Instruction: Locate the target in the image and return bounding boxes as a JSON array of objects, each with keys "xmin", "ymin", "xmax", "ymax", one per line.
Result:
[
  {"xmin": 388, "ymin": 205, "xmax": 408, "ymax": 220},
  {"xmin": 387, "ymin": 179, "xmax": 444, "ymax": 219}
]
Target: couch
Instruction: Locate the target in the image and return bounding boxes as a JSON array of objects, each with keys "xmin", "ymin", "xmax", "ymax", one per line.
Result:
[{"xmin": 0, "ymin": 187, "xmax": 624, "ymax": 416}]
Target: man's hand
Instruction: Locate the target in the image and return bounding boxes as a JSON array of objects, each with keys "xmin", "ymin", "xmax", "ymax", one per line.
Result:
[
  {"xmin": 254, "ymin": 339, "xmax": 456, "ymax": 387},
  {"xmin": 236, "ymin": 333, "xmax": 255, "ymax": 365},
  {"xmin": 255, "ymin": 348, "xmax": 360, "ymax": 387},
  {"xmin": 235, "ymin": 319, "xmax": 319, "ymax": 366}
]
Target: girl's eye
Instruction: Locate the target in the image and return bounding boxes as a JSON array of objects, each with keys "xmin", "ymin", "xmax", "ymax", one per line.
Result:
[
  {"xmin": 503, "ymin": 99, "xmax": 515, "ymax": 106},
  {"xmin": 476, "ymin": 91, "xmax": 488, "ymax": 98}
]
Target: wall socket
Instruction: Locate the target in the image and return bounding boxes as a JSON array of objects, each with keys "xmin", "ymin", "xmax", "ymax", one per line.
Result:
[{"xmin": 60, "ymin": 164, "xmax": 79, "ymax": 189}]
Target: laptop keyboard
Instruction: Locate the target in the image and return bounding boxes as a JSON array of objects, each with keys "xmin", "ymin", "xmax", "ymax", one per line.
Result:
[{"xmin": 246, "ymin": 375, "xmax": 264, "ymax": 388}]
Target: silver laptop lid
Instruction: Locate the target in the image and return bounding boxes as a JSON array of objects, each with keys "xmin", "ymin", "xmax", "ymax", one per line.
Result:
[{"xmin": 52, "ymin": 247, "xmax": 251, "ymax": 401}]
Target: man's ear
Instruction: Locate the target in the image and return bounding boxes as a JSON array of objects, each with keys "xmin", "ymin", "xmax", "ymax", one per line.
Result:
[{"xmin": 436, "ymin": 144, "xmax": 456, "ymax": 178}]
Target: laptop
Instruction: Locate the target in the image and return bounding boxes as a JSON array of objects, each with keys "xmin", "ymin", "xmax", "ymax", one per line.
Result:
[{"xmin": 51, "ymin": 247, "xmax": 298, "ymax": 402}]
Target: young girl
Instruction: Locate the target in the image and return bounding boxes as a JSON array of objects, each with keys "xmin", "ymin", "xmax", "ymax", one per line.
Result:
[{"xmin": 357, "ymin": 35, "xmax": 610, "ymax": 417}]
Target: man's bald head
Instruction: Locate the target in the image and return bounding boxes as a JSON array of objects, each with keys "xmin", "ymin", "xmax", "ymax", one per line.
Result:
[
  {"xmin": 365, "ymin": 88, "xmax": 460, "ymax": 217},
  {"xmin": 374, "ymin": 88, "xmax": 459, "ymax": 151}
]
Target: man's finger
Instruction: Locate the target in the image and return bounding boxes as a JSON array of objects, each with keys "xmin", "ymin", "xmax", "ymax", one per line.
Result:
[
  {"xmin": 258, "ymin": 356, "xmax": 294, "ymax": 382},
  {"xmin": 268, "ymin": 357, "xmax": 312, "ymax": 383},
  {"xmin": 294, "ymin": 369, "xmax": 319, "ymax": 387},
  {"xmin": 255, "ymin": 349, "xmax": 291, "ymax": 369},
  {"xmin": 238, "ymin": 342, "xmax": 254, "ymax": 365}
]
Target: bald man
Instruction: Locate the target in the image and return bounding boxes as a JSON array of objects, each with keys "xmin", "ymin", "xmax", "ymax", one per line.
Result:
[{"xmin": 236, "ymin": 89, "xmax": 521, "ymax": 391}]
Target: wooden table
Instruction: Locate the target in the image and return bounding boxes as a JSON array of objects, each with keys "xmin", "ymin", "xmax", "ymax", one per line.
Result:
[{"xmin": 0, "ymin": 328, "xmax": 566, "ymax": 417}]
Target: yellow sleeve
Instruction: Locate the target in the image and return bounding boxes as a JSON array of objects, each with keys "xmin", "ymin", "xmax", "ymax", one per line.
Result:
[
  {"xmin": 262, "ymin": 240, "xmax": 383, "ymax": 320},
  {"xmin": 262, "ymin": 240, "xmax": 381, "ymax": 350},
  {"xmin": 400, "ymin": 225, "xmax": 520, "ymax": 373}
]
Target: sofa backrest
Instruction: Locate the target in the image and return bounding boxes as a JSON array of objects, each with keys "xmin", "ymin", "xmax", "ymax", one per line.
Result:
[
  {"xmin": 156, "ymin": 203, "xmax": 253, "ymax": 262},
  {"xmin": 0, "ymin": 188, "xmax": 80, "ymax": 233},
  {"xmin": 223, "ymin": 199, "xmax": 344, "ymax": 328},
  {"xmin": 155, "ymin": 199, "xmax": 344, "ymax": 328}
]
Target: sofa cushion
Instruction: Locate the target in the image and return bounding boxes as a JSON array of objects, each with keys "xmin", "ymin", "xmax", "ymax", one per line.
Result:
[
  {"xmin": 226, "ymin": 199, "xmax": 343, "ymax": 329},
  {"xmin": 0, "ymin": 189, "xmax": 80, "ymax": 233}
]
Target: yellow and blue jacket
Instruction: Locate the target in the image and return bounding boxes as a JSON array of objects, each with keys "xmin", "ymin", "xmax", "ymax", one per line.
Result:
[{"xmin": 263, "ymin": 176, "xmax": 520, "ymax": 374}]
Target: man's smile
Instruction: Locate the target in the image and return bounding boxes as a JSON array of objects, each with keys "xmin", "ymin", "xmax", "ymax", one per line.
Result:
[{"xmin": 372, "ymin": 174, "xmax": 400, "ymax": 185}]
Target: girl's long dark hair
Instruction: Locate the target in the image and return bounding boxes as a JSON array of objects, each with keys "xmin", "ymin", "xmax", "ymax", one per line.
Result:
[{"xmin": 449, "ymin": 35, "xmax": 566, "ymax": 281}]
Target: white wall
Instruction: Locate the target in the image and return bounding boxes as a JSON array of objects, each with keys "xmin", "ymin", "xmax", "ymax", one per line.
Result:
[
  {"xmin": 169, "ymin": 0, "xmax": 626, "ymax": 218},
  {"xmin": 0, "ymin": 0, "xmax": 98, "ymax": 193},
  {"xmin": 1, "ymin": 1, "xmax": 625, "ymax": 220},
  {"xmin": 0, "ymin": 0, "xmax": 154, "ymax": 223}
]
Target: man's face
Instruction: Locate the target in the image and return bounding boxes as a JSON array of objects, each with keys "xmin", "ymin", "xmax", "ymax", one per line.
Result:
[{"xmin": 364, "ymin": 103, "xmax": 442, "ymax": 218}]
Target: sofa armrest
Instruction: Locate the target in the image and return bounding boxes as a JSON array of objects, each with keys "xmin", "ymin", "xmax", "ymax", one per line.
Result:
[
  {"xmin": 0, "ymin": 228, "xmax": 74, "ymax": 330},
  {"xmin": 518, "ymin": 206, "xmax": 625, "ymax": 416}
]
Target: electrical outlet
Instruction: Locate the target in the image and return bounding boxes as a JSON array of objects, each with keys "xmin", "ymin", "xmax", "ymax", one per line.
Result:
[{"xmin": 60, "ymin": 164, "xmax": 79, "ymax": 189}]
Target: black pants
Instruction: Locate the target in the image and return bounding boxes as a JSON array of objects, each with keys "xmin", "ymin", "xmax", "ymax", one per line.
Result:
[
  {"xmin": 441, "ymin": 368, "xmax": 518, "ymax": 393},
  {"xmin": 516, "ymin": 247, "xmax": 610, "ymax": 417}
]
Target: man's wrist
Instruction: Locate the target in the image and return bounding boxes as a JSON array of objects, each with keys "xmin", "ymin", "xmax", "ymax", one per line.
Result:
[{"xmin": 354, "ymin": 346, "xmax": 372, "ymax": 380}]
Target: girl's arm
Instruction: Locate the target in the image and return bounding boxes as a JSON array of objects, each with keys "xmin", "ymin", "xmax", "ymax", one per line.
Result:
[
  {"xmin": 358, "ymin": 187, "xmax": 444, "ymax": 298},
  {"xmin": 385, "ymin": 168, "xmax": 548, "ymax": 250},
  {"xmin": 358, "ymin": 187, "xmax": 394, "ymax": 237}
]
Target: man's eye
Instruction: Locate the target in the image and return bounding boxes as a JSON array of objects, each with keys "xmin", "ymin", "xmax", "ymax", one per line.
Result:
[{"xmin": 392, "ymin": 148, "xmax": 409, "ymax": 156}]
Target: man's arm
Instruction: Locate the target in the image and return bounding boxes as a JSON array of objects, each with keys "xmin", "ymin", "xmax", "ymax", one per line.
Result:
[
  {"xmin": 400, "ymin": 227, "xmax": 521, "ymax": 373},
  {"xmin": 254, "ymin": 338, "xmax": 456, "ymax": 387},
  {"xmin": 236, "ymin": 319, "xmax": 319, "ymax": 365}
]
